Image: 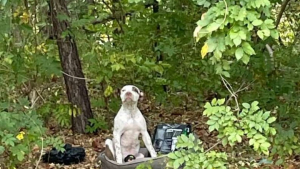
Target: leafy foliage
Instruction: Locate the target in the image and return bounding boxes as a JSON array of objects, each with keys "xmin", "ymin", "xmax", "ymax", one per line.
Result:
[
  {"xmin": 85, "ymin": 117, "xmax": 108, "ymax": 133},
  {"xmin": 0, "ymin": 100, "xmax": 63, "ymax": 168},
  {"xmin": 0, "ymin": 0, "xmax": 300, "ymax": 167},
  {"xmin": 168, "ymin": 98, "xmax": 277, "ymax": 168},
  {"xmin": 194, "ymin": 0, "xmax": 278, "ymax": 76},
  {"xmin": 168, "ymin": 134, "xmax": 227, "ymax": 169},
  {"xmin": 204, "ymin": 99, "xmax": 276, "ymax": 155}
]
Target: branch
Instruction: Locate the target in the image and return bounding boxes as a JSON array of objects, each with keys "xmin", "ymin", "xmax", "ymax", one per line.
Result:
[
  {"xmin": 275, "ymin": 0, "xmax": 291, "ymax": 28},
  {"xmin": 204, "ymin": 140, "xmax": 222, "ymax": 153},
  {"xmin": 265, "ymin": 44, "xmax": 273, "ymax": 58},
  {"xmin": 35, "ymin": 137, "xmax": 44, "ymax": 169},
  {"xmin": 220, "ymin": 75, "xmax": 240, "ymax": 111}
]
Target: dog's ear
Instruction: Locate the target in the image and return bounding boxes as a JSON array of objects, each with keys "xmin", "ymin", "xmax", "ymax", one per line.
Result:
[
  {"xmin": 132, "ymin": 86, "xmax": 144, "ymax": 100},
  {"xmin": 139, "ymin": 91, "xmax": 144, "ymax": 101}
]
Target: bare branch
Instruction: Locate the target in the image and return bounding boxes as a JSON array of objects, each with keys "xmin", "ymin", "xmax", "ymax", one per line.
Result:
[
  {"xmin": 220, "ymin": 75, "xmax": 240, "ymax": 111},
  {"xmin": 204, "ymin": 140, "xmax": 222, "ymax": 153},
  {"xmin": 275, "ymin": 0, "xmax": 291, "ymax": 28}
]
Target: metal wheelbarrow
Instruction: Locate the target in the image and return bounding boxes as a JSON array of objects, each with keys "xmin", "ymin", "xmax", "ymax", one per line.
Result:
[{"xmin": 98, "ymin": 148, "xmax": 168, "ymax": 169}]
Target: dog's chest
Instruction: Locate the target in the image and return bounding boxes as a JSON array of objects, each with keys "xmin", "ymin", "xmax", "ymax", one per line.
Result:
[
  {"xmin": 123, "ymin": 118, "xmax": 142, "ymax": 133},
  {"xmin": 120, "ymin": 117, "xmax": 142, "ymax": 146}
]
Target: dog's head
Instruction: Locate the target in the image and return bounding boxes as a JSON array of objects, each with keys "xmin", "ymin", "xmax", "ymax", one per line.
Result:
[{"xmin": 120, "ymin": 85, "xmax": 144, "ymax": 103}]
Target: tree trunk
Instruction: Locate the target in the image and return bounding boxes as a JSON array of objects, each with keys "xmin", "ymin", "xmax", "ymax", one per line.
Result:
[
  {"xmin": 152, "ymin": 0, "xmax": 167, "ymax": 92},
  {"xmin": 49, "ymin": 0, "xmax": 93, "ymax": 133}
]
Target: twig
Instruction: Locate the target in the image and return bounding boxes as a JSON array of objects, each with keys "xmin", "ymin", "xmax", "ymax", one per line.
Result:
[
  {"xmin": 35, "ymin": 137, "xmax": 43, "ymax": 169},
  {"xmin": 36, "ymin": 90, "xmax": 46, "ymax": 103},
  {"xmin": 30, "ymin": 95, "xmax": 40, "ymax": 109},
  {"xmin": 204, "ymin": 140, "xmax": 222, "ymax": 153},
  {"xmin": 220, "ymin": 75, "xmax": 240, "ymax": 111},
  {"xmin": 265, "ymin": 44, "xmax": 273, "ymax": 58},
  {"xmin": 60, "ymin": 70, "xmax": 94, "ymax": 81},
  {"xmin": 225, "ymin": 81, "xmax": 252, "ymax": 106}
]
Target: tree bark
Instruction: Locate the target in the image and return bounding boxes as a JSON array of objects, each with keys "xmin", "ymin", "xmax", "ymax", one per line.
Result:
[{"xmin": 49, "ymin": 0, "xmax": 93, "ymax": 133}]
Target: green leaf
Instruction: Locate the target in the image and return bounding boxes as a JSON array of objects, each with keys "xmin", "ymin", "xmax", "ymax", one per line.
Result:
[
  {"xmin": 262, "ymin": 29, "xmax": 270, "ymax": 37},
  {"xmin": 253, "ymin": 142, "xmax": 260, "ymax": 151},
  {"xmin": 249, "ymin": 139, "xmax": 255, "ymax": 146},
  {"xmin": 236, "ymin": 134, "xmax": 242, "ymax": 143},
  {"xmin": 222, "ymin": 71, "xmax": 230, "ymax": 78},
  {"xmin": 260, "ymin": 142, "xmax": 271, "ymax": 150},
  {"xmin": 242, "ymin": 103, "xmax": 250, "ymax": 109},
  {"xmin": 237, "ymin": 7, "xmax": 247, "ymax": 21},
  {"xmin": 212, "ymin": 98, "xmax": 217, "ymax": 105},
  {"xmin": 229, "ymin": 31, "xmax": 238, "ymax": 39},
  {"xmin": 209, "ymin": 125, "xmax": 215, "ymax": 132},
  {"xmin": 235, "ymin": 47, "xmax": 244, "ymax": 60},
  {"xmin": 213, "ymin": 50, "xmax": 222, "ymax": 59},
  {"xmin": 207, "ymin": 120, "xmax": 216, "ymax": 125},
  {"xmin": 173, "ymin": 159, "xmax": 180, "ymax": 169},
  {"xmin": 181, "ymin": 134, "xmax": 189, "ymax": 143},
  {"xmin": 275, "ymin": 159, "xmax": 284, "ymax": 165},
  {"xmin": 210, "ymin": 115, "xmax": 219, "ymax": 121},
  {"xmin": 247, "ymin": 12, "xmax": 257, "ymax": 21},
  {"xmin": 233, "ymin": 37, "xmax": 242, "ymax": 46},
  {"xmin": 262, "ymin": 111, "xmax": 270, "ymax": 120},
  {"xmin": 267, "ymin": 117, "xmax": 276, "ymax": 123},
  {"xmin": 270, "ymin": 128, "xmax": 276, "ymax": 135},
  {"xmin": 257, "ymin": 30, "xmax": 264, "ymax": 39},
  {"xmin": 222, "ymin": 138, "xmax": 228, "ymax": 146},
  {"xmin": 252, "ymin": 19, "xmax": 263, "ymax": 26},
  {"xmin": 251, "ymin": 101, "xmax": 259, "ymax": 107},
  {"xmin": 0, "ymin": 146, "xmax": 4, "ymax": 154},
  {"xmin": 206, "ymin": 22, "xmax": 220, "ymax": 32},
  {"xmin": 241, "ymin": 54, "xmax": 250, "ymax": 64},
  {"xmin": 242, "ymin": 42, "xmax": 256, "ymax": 55},
  {"xmin": 17, "ymin": 151, "xmax": 25, "ymax": 161},
  {"xmin": 207, "ymin": 38, "xmax": 218, "ymax": 52},
  {"xmin": 238, "ymin": 30, "xmax": 247, "ymax": 40},
  {"xmin": 217, "ymin": 98, "xmax": 226, "ymax": 105},
  {"xmin": 247, "ymin": 23, "xmax": 254, "ymax": 31},
  {"xmin": 270, "ymin": 30, "xmax": 279, "ymax": 39}
]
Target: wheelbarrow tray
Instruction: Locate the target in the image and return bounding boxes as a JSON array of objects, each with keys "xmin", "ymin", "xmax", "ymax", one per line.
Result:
[{"xmin": 98, "ymin": 148, "xmax": 167, "ymax": 169}]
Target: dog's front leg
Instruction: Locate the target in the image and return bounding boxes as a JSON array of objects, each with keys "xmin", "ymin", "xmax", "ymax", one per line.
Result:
[
  {"xmin": 142, "ymin": 130, "xmax": 157, "ymax": 158},
  {"xmin": 113, "ymin": 128, "xmax": 123, "ymax": 163}
]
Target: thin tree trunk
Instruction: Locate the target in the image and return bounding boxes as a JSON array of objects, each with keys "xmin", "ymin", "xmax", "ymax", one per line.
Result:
[
  {"xmin": 152, "ymin": 0, "xmax": 167, "ymax": 92},
  {"xmin": 49, "ymin": 0, "xmax": 93, "ymax": 133}
]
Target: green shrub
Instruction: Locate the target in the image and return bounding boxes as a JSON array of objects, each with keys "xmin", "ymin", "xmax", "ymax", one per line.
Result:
[{"xmin": 167, "ymin": 98, "xmax": 277, "ymax": 168}]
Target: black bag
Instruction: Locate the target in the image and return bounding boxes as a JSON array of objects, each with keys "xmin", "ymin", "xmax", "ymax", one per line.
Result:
[
  {"xmin": 42, "ymin": 144, "xmax": 85, "ymax": 165},
  {"xmin": 152, "ymin": 123, "xmax": 192, "ymax": 154}
]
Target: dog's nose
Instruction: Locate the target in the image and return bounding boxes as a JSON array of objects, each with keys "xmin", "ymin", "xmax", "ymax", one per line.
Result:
[{"xmin": 125, "ymin": 92, "xmax": 132, "ymax": 96}]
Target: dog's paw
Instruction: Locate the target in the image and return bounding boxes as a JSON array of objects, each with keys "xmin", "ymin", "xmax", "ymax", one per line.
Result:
[{"xmin": 151, "ymin": 151, "xmax": 157, "ymax": 158}]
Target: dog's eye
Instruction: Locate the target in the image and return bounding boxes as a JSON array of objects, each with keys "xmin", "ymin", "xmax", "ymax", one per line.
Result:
[
  {"xmin": 132, "ymin": 87, "xmax": 139, "ymax": 93},
  {"xmin": 121, "ymin": 89, "xmax": 125, "ymax": 92}
]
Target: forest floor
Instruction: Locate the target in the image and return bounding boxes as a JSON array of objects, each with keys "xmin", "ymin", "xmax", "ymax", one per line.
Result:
[{"xmin": 19, "ymin": 103, "xmax": 300, "ymax": 169}]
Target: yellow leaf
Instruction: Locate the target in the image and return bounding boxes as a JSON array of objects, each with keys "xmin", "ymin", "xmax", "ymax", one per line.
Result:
[
  {"xmin": 104, "ymin": 85, "xmax": 113, "ymax": 97},
  {"xmin": 201, "ymin": 43, "xmax": 209, "ymax": 58}
]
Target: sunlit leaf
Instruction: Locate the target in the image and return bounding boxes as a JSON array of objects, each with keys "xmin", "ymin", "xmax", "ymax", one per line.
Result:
[
  {"xmin": 201, "ymin": 43, "xmax": 209, "ymax": 58},
  {"xmin": 235, "ymin": 47, "xmax": 244, "ymax": 60}
]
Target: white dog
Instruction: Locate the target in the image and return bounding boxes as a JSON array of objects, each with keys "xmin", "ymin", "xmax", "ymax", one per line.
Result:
[{"xmin": 105, "ymin": 85, "xmax": 157, "ymax": 163}]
